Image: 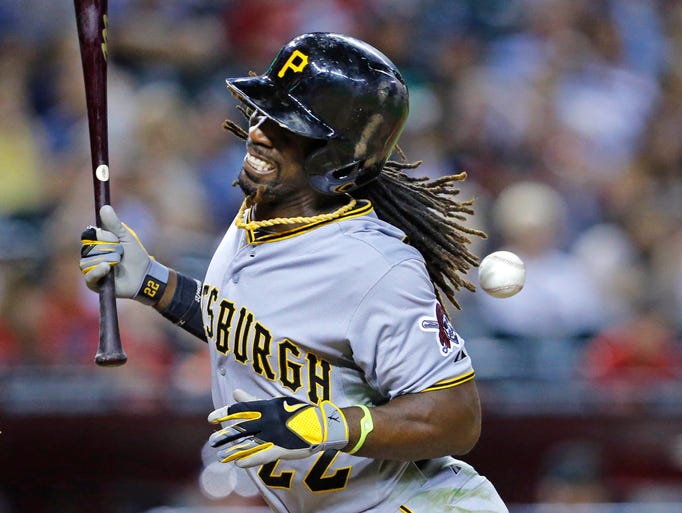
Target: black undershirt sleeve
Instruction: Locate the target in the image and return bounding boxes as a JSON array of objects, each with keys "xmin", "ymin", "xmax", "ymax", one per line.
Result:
[{"xmin": 160, "ymin": 273, "xmax": 207, "ymax": 342}]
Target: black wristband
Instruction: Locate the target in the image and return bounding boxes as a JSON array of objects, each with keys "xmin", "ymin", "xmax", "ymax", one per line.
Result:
[{"xmin": 161, "ymin": 273, "xmax": 206, "ymax": 341}]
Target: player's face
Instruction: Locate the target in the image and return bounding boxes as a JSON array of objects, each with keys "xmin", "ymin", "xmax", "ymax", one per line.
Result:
[{"xmin": 238, "ymin": 110, "xmax": 321, "ymax": 204}]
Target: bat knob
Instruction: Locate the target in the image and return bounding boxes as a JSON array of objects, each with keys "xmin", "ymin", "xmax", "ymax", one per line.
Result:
[{"xmin": 95, "ymin": 351, "xmax": 128, "ymax": 367}]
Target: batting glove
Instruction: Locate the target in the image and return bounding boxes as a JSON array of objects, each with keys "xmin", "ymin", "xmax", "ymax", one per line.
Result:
[
  {"xmin": 80, "ymin": 205, "xmax": 169, "ymax": 305},
  {"xmin": 208, "ymin": 389, "xmax": 349, "ymax": 468}
]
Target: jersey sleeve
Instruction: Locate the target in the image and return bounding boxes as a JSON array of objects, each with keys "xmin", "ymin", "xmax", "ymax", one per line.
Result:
[{"xmin": 346, "ymin": 258, "xmax": 474, "ymax": 401}]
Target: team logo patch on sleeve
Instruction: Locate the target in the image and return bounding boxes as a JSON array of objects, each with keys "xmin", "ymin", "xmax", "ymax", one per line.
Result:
[{"xmin": 419, "ymin": 303, "xmax": 464, "ymax": 357}]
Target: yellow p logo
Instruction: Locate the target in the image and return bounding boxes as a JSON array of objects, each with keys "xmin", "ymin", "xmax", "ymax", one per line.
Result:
[{"xmin": 277, "ymin": 50, "xmax": 309, "ymax": 78}]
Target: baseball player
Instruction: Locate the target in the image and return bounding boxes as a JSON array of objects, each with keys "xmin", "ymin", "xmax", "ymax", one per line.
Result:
[{"xmin": 80, "ymin": 33, "xmax": 508, "ymax": 513}]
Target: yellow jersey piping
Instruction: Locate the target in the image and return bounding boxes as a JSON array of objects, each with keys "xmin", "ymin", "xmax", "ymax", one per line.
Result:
[{"xmin": 421, "ymin": 370, "xmax": 475, "ymax": 392}]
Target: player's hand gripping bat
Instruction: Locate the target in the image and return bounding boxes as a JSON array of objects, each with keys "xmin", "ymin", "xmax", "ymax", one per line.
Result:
[{"xmin": 74, "ymin": 0, "xmax": 127, "ymax": 366}]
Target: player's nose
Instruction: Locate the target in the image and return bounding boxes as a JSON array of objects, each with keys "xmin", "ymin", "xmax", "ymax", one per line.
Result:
[{"xmin": 248, "ymin": 114, "xmax": 273, "ymax": 148}]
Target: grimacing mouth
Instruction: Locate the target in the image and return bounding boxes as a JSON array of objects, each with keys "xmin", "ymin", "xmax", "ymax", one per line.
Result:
[{"xmin": 244, "ymin": 150, "xmax": 276, "ymax": 176}]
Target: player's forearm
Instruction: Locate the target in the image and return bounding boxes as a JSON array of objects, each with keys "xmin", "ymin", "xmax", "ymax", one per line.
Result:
[
  {"xmin": 155, "ymin": 269, "xmax": 207, "ymax": 342},
  {"xmin": 342, "ymin": 381, "xmax": 481, "ymax": 461}
]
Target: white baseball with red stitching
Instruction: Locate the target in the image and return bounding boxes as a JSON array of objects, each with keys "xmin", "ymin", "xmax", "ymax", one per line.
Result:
[{"xmin": 478, "ymin": 251, "xmax": 526, "ymax": 298}]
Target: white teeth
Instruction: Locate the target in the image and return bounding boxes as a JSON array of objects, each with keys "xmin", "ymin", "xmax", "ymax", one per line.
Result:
[{"xmin": 246, "ymin": 153, "xmax": 274, "ymax": 172}]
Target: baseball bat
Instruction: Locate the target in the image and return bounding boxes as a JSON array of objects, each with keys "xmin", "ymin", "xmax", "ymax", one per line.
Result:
[{"xmin": 74, "ymin": 0, "xmax": 127, "ymax": 366}]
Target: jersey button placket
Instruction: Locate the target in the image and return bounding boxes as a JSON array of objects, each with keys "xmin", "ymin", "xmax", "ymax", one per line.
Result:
[{"xmin": 225, "ymin": 242, "xmax": 255, "ymax": 287}]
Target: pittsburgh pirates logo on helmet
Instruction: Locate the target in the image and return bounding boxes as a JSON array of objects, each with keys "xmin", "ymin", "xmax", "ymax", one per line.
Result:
[{"xmin": 277, "ymin": 49, "xmax": 309, "ymax": 78}]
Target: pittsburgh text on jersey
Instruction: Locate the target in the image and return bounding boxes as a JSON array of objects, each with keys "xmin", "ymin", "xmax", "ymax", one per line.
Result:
[{"xmin": 202, "ymin": 284, "xmax": 332, "ymax": 404}]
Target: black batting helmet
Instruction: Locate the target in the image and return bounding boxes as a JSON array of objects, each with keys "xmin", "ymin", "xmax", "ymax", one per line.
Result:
[{"xmin": 225, "ymin": 32, "xmax": 409, "ymax": 194}]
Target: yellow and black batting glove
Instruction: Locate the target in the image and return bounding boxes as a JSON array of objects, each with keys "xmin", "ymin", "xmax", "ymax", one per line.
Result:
[{"xmin": 208, "ymin": 389, "xmax": 349, "ymax": 468}]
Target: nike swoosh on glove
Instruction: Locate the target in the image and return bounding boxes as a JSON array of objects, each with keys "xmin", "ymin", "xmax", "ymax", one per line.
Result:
[{"xmin": 208, "ymin": 389, "xmax": 349, "ymax": 468}]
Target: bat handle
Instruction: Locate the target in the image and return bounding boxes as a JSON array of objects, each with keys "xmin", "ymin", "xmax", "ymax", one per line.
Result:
[{"xmin": 95, "ymin": 271, "xmax": 127, "ymax": 366}]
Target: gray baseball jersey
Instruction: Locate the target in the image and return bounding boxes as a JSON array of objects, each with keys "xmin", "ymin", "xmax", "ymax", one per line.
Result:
[{"xmin": 201, "ymin": 200, "xmax": 502, "ymax": 513}]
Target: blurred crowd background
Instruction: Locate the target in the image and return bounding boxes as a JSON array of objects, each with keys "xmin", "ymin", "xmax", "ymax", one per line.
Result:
[{"xmin": 0, "ymin": 0, "xmax": 681, "ymax": 512}]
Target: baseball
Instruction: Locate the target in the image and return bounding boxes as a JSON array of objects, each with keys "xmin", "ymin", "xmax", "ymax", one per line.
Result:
[{"xmin": 478, "ymin": 251, "xmax": 526, "ymax": 298}]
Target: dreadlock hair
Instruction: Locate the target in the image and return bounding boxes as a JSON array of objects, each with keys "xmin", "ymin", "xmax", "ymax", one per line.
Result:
[
  {"xmin": 352, "ymin": 152, "xmax": 487, "ymax": 308},
  {"xmin": 223, "ymin": 109, "xmax": 487, "ymax": 309}
]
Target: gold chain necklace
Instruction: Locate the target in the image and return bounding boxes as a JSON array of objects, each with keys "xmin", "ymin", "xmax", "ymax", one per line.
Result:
[{"xmin": 234, "ymin": 196, "xmax": 358, "ymax": 231}]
